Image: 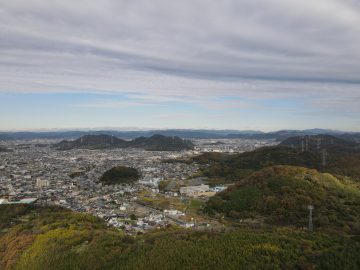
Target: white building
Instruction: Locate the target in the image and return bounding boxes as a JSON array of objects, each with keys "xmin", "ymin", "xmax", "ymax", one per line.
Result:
[
  {"xmin": 0, "ymin": 198, "xmax": 38, "ymax": 205},
  {"xmin": 36, "ymin": 178, "xmax": 50, "ymax": 188},
  {"xmin": 180, "ymin": 184, "xmax": 210, "ymax": 197},
  {"xmin": 164, "ymin": 209, "xmax": 185, "ymax": 217}
]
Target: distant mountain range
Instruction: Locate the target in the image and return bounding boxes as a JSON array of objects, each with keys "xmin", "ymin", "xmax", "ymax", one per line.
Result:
[
  {"xmin": 1, "ymin": 128, "xmax": 360, "ymax": 142},
  {"xmin": 226, "ymin": 129, "xmax": 360, "ymax": 143},
  {"xmin": 0, "ymin": 129, "xmax": 257, "ymax": 140},
  {"xmin": 53, "ymin": 134, "xmax": 194, "ymax": 151}
]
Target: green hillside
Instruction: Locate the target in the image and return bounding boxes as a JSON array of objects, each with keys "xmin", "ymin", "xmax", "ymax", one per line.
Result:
[
  {"xmin": 280, "ymin": 134, "xmax": 359, "ymax": 153},
  {"xmin": 54, "ymin": 134, "xmax": 194, "ymax": 151},
  {"xmin": 205, "ymin": 165, "xmax": 360, "ymax": 233},
  {"xmin": 1, "ymin": 205, "xmax": 360, "ymax": 270},
  {"xmin": 54, "ymin": 134, "xmax": 127, "ymax": 150},
  {"xmin": 193, "ymin": 144, "xmax": 360, "ymax": 184},
  {"xmin": 100, "ymin": 166, "xmax": 140, "ymax": 185},
  {"xmin": 194, "ymin": 146, "xmax": 321, "ymax": 183},
  {"xmin": 126, "ymin": 134, "xmax": 194, "ymax": 151}
]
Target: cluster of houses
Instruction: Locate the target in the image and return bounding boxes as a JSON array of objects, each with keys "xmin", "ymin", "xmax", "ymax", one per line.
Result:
[
  {"xmin": 179, "ymin": 184, "xmax": 226, "ymax": 198},
  {"xmin": 193, "ymin": 138, "xmax": 277, "ymax": 153},
  {"xmin": 0, "ymin": 141, "xmax": 218, "ymax": 233}
]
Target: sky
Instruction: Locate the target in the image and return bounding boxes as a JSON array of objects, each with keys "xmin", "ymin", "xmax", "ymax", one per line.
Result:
[{"xmin": 1, "ymin": 0, "xmax": 360, "ymax": 131}]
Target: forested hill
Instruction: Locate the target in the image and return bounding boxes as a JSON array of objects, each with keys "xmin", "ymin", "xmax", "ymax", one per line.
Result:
[
  {"xmin": 191, "ymin": 135, "xmax": 360, "ymax": 183},
  {"xmin": 126, "ymin": 134, "xmax": 194, "ymax": 151},
  {"xmin": 205, "ymin": 165, "xmax": 360, "ymax": 233},
  {"xmin": 100, "ymin": 166, "xmax": 140, "ymax": 185},
  {"xmin": 53, "ymin": 134, "xmax": 194, "ymax": 151},
  {"xmin": 280, "ymin": 134, "xmax": 359, "ymax": 153},
  {"xmin": 54, "ymin": 134, "xmax": 127, "ymax": 150},
  {"xmin": 1, "ymin": 204, "xmax": 360, "ymax": 270}
]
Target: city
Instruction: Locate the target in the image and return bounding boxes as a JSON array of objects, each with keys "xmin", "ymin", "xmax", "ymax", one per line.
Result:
[{"xmin": 0, "ymin": 137, "xmax": 275, "ymax": 233}]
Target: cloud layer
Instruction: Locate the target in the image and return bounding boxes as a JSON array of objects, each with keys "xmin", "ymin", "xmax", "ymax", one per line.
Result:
[{"xmin": 0, "ymin": 0, "xmax": 360, "ymax": 129}]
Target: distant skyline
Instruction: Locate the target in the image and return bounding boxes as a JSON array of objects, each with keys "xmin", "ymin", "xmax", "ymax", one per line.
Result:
[{"xmin": 1, "ymin": 1, "xmax": 360, "ymax": 131}]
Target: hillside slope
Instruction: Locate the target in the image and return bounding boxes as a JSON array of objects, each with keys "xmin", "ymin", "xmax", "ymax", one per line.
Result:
[
  {"xmin": 54, "ymin": 134, "xmax": 194, "ymax": 151},
  {"xmin": 280, "ymin": 135, "xmax": 359, "ymax": 153},
  {"xmin": 126, "ymin": 134, "xmax": 194, "ymax": 151},
  {"xmin": 54, "ymin": 134, "xmax": 127, "ymax": 150},
  {"xmin": 194, "ymin": 135, "xmax": 360, "ymax": 183},
  {"xmin": 1, "ymin": 205, "xmax": 359, "ymax": 270},
  {"xmin": 206, "ymin": 165, "xmax": 360, "ymax": 233}
]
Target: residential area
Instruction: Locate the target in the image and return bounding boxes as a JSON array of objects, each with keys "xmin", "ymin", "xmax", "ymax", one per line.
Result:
[{"xmin": 0, "ymin": 138, "xmax": 270, "ymax": 233}]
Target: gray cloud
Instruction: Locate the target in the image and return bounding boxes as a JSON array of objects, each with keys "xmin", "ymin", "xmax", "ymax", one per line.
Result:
[{"xmin": 0, "ymin": 0, "xmax": 360, "ymax": 116}]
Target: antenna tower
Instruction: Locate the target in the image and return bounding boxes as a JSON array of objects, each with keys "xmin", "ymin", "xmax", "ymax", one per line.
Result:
[
  {"xmin": 321, "ymin": 149, "xmax": 327, "ymax": 166},
  {"xmin": 308, "ymin": 205, "xmax": 314, "ymax": 230},
  {"xmin": 301, "ymin": 140, "xmax": 305, "ymax": 152},
  {"xmin": 317, "ymin": 138, "xmax": 321, "ymax": 150}
]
